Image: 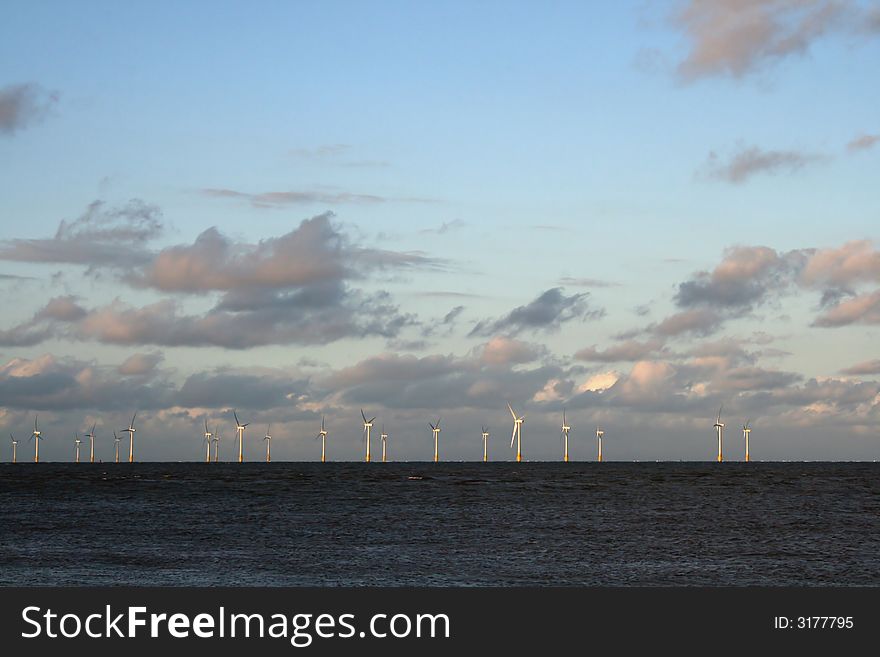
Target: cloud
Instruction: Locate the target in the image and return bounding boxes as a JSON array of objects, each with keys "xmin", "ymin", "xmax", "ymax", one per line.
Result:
[
  {"xmin": 421, "ymin": 304, "xmax": 465, "ymax": 338},
  {"xmin": 478, "ymin": 337, "xmax": 545, "ymax": 366},
  {"xmin": 847, "ymin": 133, "xmax": 880, "ymax": 152},
  {"xmin": 574, "ymin": 338, "xmax": 666, "ymax": 362},
  {"xmin": 800, "ymin": 240, "xmax": 880, "ymax": 288},
  {"xmin": 130, "ymin": 212, "xmax": 439, "ymax": 295},
  {"xmin": 701, "ymin": 146, "xmax": 825, "ymax": 183},
  {"xmin": 0, "ymin": 213, "xmax": 446, "ymax": 349},
  {"xmin": 650, "ymin": 309, "xmax": 724, "ymax": 337},
  {"xmin": 118, "ymin": 352, "xmax": 164, "ymax": 376},
  {"xmin": 675, "ymin": 245, "xmax": 807, "ymax": 309},
  {"xmin": 0, "ymin": 354, "xmax": 171, "ymax": 411},
  {"xmin": 0, "ymin": 83, "xmax": 57, "ymax": 135},
  {"xmin": 319, "ymin": 351, "xmax": 565, "ymax": 411},
  {"xmin": 69, "ymin": 289, "xmax": 413, "ymax": 348},
  {"xmin": 0, "ymin": 199, "xmax": 162, "ymax": 268},
  {"xmin": 557, "ymin": 277, "xmax": 621, "ymax": 288},
  {"xmin": 201, "ymin": 188, "xmax": 434, "ymax": 208},
  {"xmin": 841, "ymin": 359, "xmax": 880, "ymax": 376},
  {"xmin": 672, "ymin": 0, "xmax": 862, "ymax": 81},
  {"xmin": 469, "ymin": 287, "xmax": 604, "ymax": 337},
  {"xmin": 812, "ymin": 290, "xmax": 880, "ymax": 326},
  {"xmin": 0, "ymin": 354, "xmax": 309, "ymax": 414},
  {"xmin": 419, "ymin": 219, "xmax": 466, "ymax": 235}
]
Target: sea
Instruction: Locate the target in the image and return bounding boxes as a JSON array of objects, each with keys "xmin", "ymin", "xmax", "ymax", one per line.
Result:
[{"xmin": 0, "ymin": 462, "xmax": 878, "ymax": 586}]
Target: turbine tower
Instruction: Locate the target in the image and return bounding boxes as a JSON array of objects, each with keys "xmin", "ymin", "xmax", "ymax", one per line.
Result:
[
  {"xmin": 561, "ymin": 410, "xmax": 571, "ymax": 463},
  {"xmin": 507, "ymin": 403, "xmax": 525, "ymax": 462},
  {"xmin": 714, "ymin": 405, "xmax": 724, "ymax": 463},
  {"xmin": 743, "ymin": 420, "xmax": 752, "ymax": 463},
  {"xmin": 233, "ymin": 410, "xmax": 248, "ymax": 463},
  {"xmin": 212, "ymin": 429, "xmax": 220, "ymax": 462},
  {"xmin": 74, "ymin": 433, "xmax": 82, "ymax": 463},
  {"xmin": 481, "ymin": 426, "xmax": 489, "ymax": 462},
  {"xmin": 10, "ymin": 434, "xmax": 18, "ymax": 463},
  {"xmin": 121, "ymin": 412, "xmax": 137, "ymax": 463},
  {"xmin": 84, "ymin": 423, "xmax": 96, "ymax": 463},
  {"xmin": 596, "ymin": 427, "xmax": 604, "ymax": 462},
  {"xmin": 113, "ymin": 431, "xmax": 121, "ymax": 463},
  {"xmin": 316, "ymin": 416, "xmax": 328, "ymax": 463},
  {"xmin": 429, "ymin": 419, "xmax": 441, "ymax": 462},
  {"xmin": 203, "ymin": 420, "xmax": 213, "ymax": 463},
  {"xmin": 361, "ymin": 409, "xmax": 375, "ymax": 463},
  {"xmin": 264, "ymin": 425, "xmax": 272, "ymax": 463},
  {"xmin": 30, "ymin": 415, "xmax": 42, "ymax": 463},
  {"xmin": 381, "ymin": 425, "xmax": 388, "ymax": 462}
]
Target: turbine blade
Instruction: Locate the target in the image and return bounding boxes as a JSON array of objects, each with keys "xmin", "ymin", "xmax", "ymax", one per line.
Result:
[
  {"xmin": 507, "ymin": 403, "xmax": 517, "ymax": 420},
  {"xmin": 369, "ymin": 417, "xmax": 376, "ymax": 424},
  {"xmin": 233, "ymin": 410, "xmax": 240, "ymax": 426},
  {"xmin": 361, "ymin": 409, "xmax": 367, "ymax": 423},
  {"xmin": 510, "ymin": 425, "xmax": 517, "ymax": 448}
]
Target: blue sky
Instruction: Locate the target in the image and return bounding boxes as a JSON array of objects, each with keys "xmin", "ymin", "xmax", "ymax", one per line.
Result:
[{"xmin": 1, "ymin": 0, "xmax": 879, "ymax": 461}]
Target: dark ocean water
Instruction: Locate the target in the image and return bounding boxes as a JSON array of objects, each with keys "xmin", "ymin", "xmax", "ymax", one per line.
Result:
[{"xmin": 0, "ymin": 462, "xmax": 878, "ymax": 586}]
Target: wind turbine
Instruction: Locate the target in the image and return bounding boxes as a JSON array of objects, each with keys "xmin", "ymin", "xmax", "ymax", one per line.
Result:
[
  {"xmin": 264, "ymin": 425, "xmax": 272, "ymax": 463},
  {"xmin": 507, "ymin": 403, "xmax": 525, "ymax": 462},
  {"xmin": 743, "ymin": 420, "xmax": 752, "ymax": 463},
  {"xmin": 74, "ymin": 433, "xmax": 82, "ymax": 463},
  {"xmin": 121, "ymin": 412, "xmax": 137, "ymax": 463},
  {"xmin": 596, "ymin": 427, "xmax": 605, "ymax": 462},
  {"xmin": 381, "ymin": 425, "xmax": 388, "ymax": 462},
  {"xmin": 429, "ymin": 419, "xmax": 441, "ymax": 462},
  {"xmin": 714, "ymin": 405, "xmax": 724, "ymax": 463},
  {"xmin": 212, "ymin": 429, "xmax": 220, "ymax": 462},
  {"xmin": 203, "ymin": 420, "xmax": 213, "ymax": 463},
  {"xmin": 10, "ymin": 434, "xmax": 17, "ymax": 464},
  {"xmin": 481, "ymin": 426, "xmax": 489, "ymax": 462},
  {"xmin": 233, "ymin": 410, "xmax": 248, "ymax": 463},
  {"xmin": 316, "ymin": 416, "xmax": 328, "ymax": 463},
  {"xmin": 30, "ymin": 415, "xmax": 42, "ymax": 463},
  {"xmin": 361, "ymin": 409, "xmax": 375, "ymax": 463},
  {"xmin": 561, "ymin": 409, "xmax": 572, "ymax": 463},
  {"xmin": 84, "ymin": 423, "xmax": 96, "ymax": 463},
  {"xmin": 113, "ymin": 431, "xmax": 121, "ymax": 463}
]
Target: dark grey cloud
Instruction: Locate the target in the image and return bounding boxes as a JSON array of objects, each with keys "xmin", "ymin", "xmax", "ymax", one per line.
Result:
[
  {"xmin": 421, "ymin": 305, "xmax": 464, "ymax": 338},
  {"xmin": 0, "ymin": 199, "xmax": 162, "ymax": 268},
  {"xmin": 574, "ymin": 338, "xmax": 666, "ymax": 362},
  {"xmin": 812, "ymin": 290, "xmax": 880, "ymax": 327},
  {"xmin": 650, "ymin": 309, "xmax": 724, "ymax": 337},
  {"xmin": 674, "ymin": 246, "xmax": 808, "ymax": 309},
  {"xmin": 176, "ymin": 369, "xmax": 310, "ymax": 410},
  {"xmin": 469, "ymin": 287, "xmax": 605, "ymax": 337},
  {"xmin": 319, "ymin": 351, "xmax": 565, "ymax": 412},
  {"xmin": 0, "ymin": 354, "xmax": 172, "ymax": 411},
  {"xmin": 841, "ymin": 359, "xmax": 880, "ymax": 376},
  {"xmin": 0, "ymin": 354, "xmax": 311, "ymax": 414},
  {"xmin": 701, "ymin": 146, "xmax": 825, "ymax": 184},
  {"xmin": 0, "ymin": 212, "xmax": 442, "ymax": 348},
  {"xmin": 72, "ymin": 288, "xmax": 413, "ymax": 349},
  {"xmin": 0, "ymin": 83, "xmax": 57, "ymax": 135},
  {"xmin": 131, "ymin": 213, "xmax": 439, "ymax": 293},
  {"xmin": 118, "ymin": 352, "xmax": 164, "ymax": 377}
]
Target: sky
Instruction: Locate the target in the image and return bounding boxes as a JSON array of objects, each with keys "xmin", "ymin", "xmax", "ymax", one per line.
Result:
[{"xmin": 1, "ymin": 0, "xmax": 879, "ymax": 462}]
